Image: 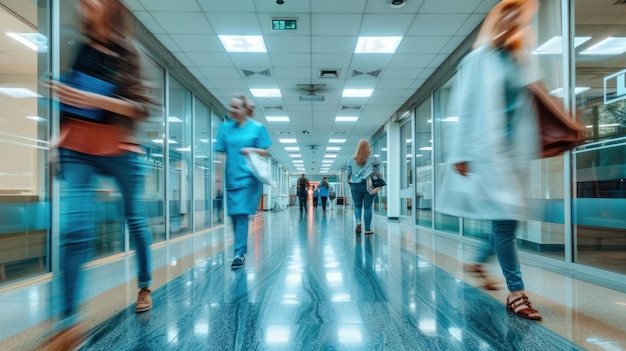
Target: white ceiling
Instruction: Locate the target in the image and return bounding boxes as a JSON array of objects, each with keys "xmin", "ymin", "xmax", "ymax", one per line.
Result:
[{"xmin": 120, "ymin": 0, "xmax": 499, "ymax": 176}]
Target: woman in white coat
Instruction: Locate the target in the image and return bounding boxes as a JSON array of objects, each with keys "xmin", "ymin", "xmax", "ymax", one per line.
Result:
[{"xmin": 437, "ymin": 0, "xmax": 541, "ymax": 320}]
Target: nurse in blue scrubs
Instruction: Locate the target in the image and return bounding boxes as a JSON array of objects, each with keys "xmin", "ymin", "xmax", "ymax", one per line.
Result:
[{"xmin": 215, "ymin": 95, "xmax": 271, "ymax": 268}]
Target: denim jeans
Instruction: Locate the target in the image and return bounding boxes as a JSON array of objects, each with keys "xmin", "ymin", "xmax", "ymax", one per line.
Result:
[
  {"xmin": 476, "ymin": 220, "xmax": 524, "ymax": 292},
  {"xmin": 349, "ymin": 181, "xmax": 375, "ymax": 231},
  {"xmin": 298, "ymin": 194, "xmax": 307, "ymax": 213},
  {"xmin": 231, "ymin": 214, "xmax": 249, "ymax": 257},
  {"xmin": 59, "ymin": 148, "xmax": 153, "ymax": 319}
]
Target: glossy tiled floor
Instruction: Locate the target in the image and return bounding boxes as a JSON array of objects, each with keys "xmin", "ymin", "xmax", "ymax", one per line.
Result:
[{"xmin": 2, "ymin": 205, "xmax": 626, "ymax": 350}]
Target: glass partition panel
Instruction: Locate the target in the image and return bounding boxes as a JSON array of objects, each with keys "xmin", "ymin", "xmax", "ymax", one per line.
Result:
[
  {"xmin": 193, "ymin": 98, "xmax": 211, "ymax": 230},
  {"xmin": 574, "ymin": 142, "xmax": 626, "ymax": 275},
  {"xmin": 400, "ymin": 121, "xmax": 413, "ymax": 217},
  {"xmin": 211, "ymin": 111, "xmax": 224, "ymax": 225},
  {"xmin": 168, "ymin": 77, "xmax": 192, "ymax": 237},
  {"xmin": 414, "ymin": 99, "xmax": 433, "ymax": 228},
  {"xmin": 433, "ymin": 79, "xmax": 459, "ymax": 234},
  {"xmin": 0, "ymin": 0, "xmax": 49, "ymax": 285},
  {"xmin": 379, "ymin": 133, "xmax": 388, "ymax": 217}
]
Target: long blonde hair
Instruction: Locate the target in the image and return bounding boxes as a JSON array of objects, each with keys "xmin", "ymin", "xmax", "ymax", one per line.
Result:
[
  {"xmin": 474, "ymin": 0, "xmax": 537, "ymax": 53},
  {"xmin": 353, "ymin": 139, "xmax": 371, "ymax": 166}
]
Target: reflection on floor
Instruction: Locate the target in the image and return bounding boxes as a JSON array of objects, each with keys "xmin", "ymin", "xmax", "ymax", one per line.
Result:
[{"xmin": 3, "ymin": 206, "xmax": 626, "ymax": 350}]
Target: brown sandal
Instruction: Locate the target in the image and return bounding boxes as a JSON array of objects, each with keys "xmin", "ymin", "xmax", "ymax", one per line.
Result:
[
  {"xmin": 465, "ymin": 264, "xmax": 500, "ymax": 290},
  {"xmin": 506, "ymin": 294, "xmax": 542, "ymax": 320}
]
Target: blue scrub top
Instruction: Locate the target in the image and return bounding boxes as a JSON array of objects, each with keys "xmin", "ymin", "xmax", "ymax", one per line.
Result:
[{"xmin": 215, "ymin": 118, "xmax": 272, "ymax": 191}]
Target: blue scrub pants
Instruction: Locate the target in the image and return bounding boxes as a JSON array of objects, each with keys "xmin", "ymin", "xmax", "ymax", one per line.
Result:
[{"xmin": 230, "ymin": 214, "xmax": 249, "ymax": 257}]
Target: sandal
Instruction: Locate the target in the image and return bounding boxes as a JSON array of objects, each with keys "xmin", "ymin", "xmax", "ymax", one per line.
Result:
[
  {"xmin": 506, "ymin": 294, "xmax": 542, "ymax": 321},
  {"xmin": 464, "ymin": 263, "xmax": 500, "ymax": 290}
]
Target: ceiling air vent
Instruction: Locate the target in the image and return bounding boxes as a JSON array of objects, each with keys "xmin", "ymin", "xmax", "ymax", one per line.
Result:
[
  {"xmin": 341, "ymin": 105, "xmax": 362, "ymax": 111},
  {"xmin": 319, "ymin": 69, "xmax": 340, "ymax": 78},
  {"xmin": 351, "ymin": 69, "xmax": 382, "ymax": 78},
  {"xmin": 241, "ymin": 68, "xmax": 272, "ymax": 77},
  {"xmin": 263, "ymin": 105, "xmax": 284, "ymax": 110}
]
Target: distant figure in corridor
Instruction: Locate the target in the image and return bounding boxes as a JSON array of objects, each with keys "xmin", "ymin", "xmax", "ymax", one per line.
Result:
[
  {"xmin": 436, "ymin": 0, "xmax": 542, "ymax": 320},
  {"xmin": 313, "ymin": 185, "xmax": 319, "ymax": 209},
  {"xmin": 347, "ymin": 139, "xmax": 380, "ymax": 235},
  {"xmin": 216, "ymin": 95, "xmax": 271, "ymax": 269},
  {"xmin": 318, "ymin": 177, "xmax": 331, "ymax": 212},
  {"xmin": 297, "ymin": 173, "xmax": 310, "ymax": 214}
]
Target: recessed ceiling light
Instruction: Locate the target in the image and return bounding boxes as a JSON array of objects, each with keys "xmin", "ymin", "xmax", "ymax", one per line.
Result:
[
  {"xmin": 580, "ymin": 37, "xmax": 626, "ymax": 55},
  {"xmin": 324, "ymin": 154, "xmax": 337, "ymax": 158},
  {"xmin": 266, "ymin": 116, "xmax": 290, "ymax": 122},
  {"xmin": 218, "ymin": 35, "xmax": 267, "ymax": 53},
  {"xmin": 279, "ymin": 138, "xmax": 297, "ymax": 143},
  {"xmin": 342, "ymin": 89, "xmax": 373, "ymax": 98},
  {"xmin": 532, "ymin": 36, "xmax": 590, "ymax": 55},
  {"xmin": 326, "ymin": 146, "xmax": 341, "ymax": 151},
  {"xmin": 284, "ymin": 146, "xmax": 299, "ymax": 151},
  {"xmin": 335, "ymin": 116, "xmax": 359, "ymax": 122},
  {"xmin": 289, "ymin": 154, "xmax": 302, "ymax": 158},
  {"xmin": 355, "ymin": 36, "xmax": 402, "ymax": 53},
  {"xmin": 250, "ymin": 88, "xmax": 282, "ymax": 97},
  {"xmin": 0, "ymin": 88, "xmax": 41, "ymax": 98},
  {"xmin": 6, "ymin": 32, "xmax": 48, "ymax": 52},
  {"xmin": 329, "ymin": 139, "xmax": 346, "ymax": 143}
]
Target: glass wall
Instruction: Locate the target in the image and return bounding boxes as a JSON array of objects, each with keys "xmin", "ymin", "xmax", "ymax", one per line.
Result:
[
  {"xmin": 193, "ymin": 98, "xmax": 211, "ymax": 231},
  {"xmin": 414, "ymin": 99, "xmax": 433, "ymax": 227},
  {"xmin": 572, "ymin": 0, "xmax": 626, "ymax": 275},
  {"xmin": 0, "ymin": 0, "xmax": 50, "ymax": 284},
  {"xmin": 400, "ymin": 121, "xmax": 413, "ymax": 217},
  {"xmin": 211, "ymin": 111, "xmax": 224, "ymax": 225},
  {"xmin": 168, "ymin": 77, "xmax": 193, "ymax": 238}
]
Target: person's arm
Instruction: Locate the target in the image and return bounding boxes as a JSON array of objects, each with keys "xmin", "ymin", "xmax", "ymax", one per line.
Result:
[{"xmin": 240, "ymin": 147, "xmax": 269, "ymax": 157}]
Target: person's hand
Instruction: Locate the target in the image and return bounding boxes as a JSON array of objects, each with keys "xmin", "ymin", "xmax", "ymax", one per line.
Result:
[
  {"xmin": 44, "ymin": 79, "xmax": 99, "ymax": 109},
  {"xmin": 240, "ymin": 147, "xmax": 251, "ymax": 155},
  {"xmin": 454, "ymin": 162, "xmax": 468, "ymax": 176}
]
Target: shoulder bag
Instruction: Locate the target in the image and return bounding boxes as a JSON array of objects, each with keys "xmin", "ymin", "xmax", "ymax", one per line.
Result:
[
  {"xmin": 527, "ymin": 81, "xmax": 586, "ymax": 158},
  {"xmin": 366, "ymin": 173, "xmax": 386, "ymax": 195}
]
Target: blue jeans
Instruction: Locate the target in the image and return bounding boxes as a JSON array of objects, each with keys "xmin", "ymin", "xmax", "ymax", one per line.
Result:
[
  {"xmin": 476, "ymin": 220, "xmax": 524, "ymax": 292},
  {"xmin": 349, "ymin": 181, "xmax": 375, "ymax": 231},
  {"xmin": 230, "ymin": 214, "xmax": 249, "ymax": 257},
  {"xmin": 59, "ymin": 148, "xmax": 153, "ymax": 320},
  {"xmin": 298, "ymin": 193, "xmax": 307, "ymax": 213}
]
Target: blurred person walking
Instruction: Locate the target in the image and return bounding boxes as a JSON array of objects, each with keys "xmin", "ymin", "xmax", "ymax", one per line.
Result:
[
  {"xmin": 297, "ymin": 174, "xmax": 310, "ymax": 214},
  {"xmin": 347, "ymin": 139, "xmax": 380, "ymax": 235},
  {"xmin": 437, "ymin": 0, "xmax": 542, "ymax": 320},
  {"xmin": 313, "ymin": 186, "xmax": 319, "ymax": 209},
  {"xmin": 41, "ymin": 0, "xmax": 158, "ymax": 349},
  {"xmin": 215, "ymin": 95, "xmax": 271, "ymax": 269},
  {"xmin": 318, "ymin": 177, "xmax": 331, "ymax": 212}
]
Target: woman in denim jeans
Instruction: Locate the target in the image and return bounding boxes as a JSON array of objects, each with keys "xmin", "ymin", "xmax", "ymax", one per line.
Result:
[
  {"xmin": 346, "ymin": 139, "xmax": 380, "ymax": 235},
  {"xmin": 42, "ymin": 0, "xmax": 157, "ymax": 348}
]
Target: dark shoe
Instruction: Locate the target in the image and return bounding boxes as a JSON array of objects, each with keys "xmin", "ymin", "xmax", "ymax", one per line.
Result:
[
  {"xmin": 364, "ymin": 230, "xmax": 374, "ymax": 235},
  {"xmin": 355, "ymin": 222, "xmax": 362, "ymax": 234},
  {"xmin": 36, "ymin": 324, "xmax": 86, "ymax": 351},
  {"xmin": 231, "ymin": 255, "xmax": 245, "ymax": 269},
  {"xmin": 135, "ymin": 288, "xmax": 152, "ymax": 312},
  {"xmin": 506, "ymin": 294, "xmax": 542, "ymax": 320}
]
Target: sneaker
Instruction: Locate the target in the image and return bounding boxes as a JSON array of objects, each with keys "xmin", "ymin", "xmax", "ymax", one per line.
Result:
[
  {"xmin": 231, "ymin": 255, "xmax": 245, "ymax": 269},
  {"xmin": 135, "ymin": 288, "xmax": 152, "ymax": 313},
  {"xmin": 355, "ymin": 222, "xmax": 362, "ymax": 234},
  {"xmin": 36, "ymin": 324, "xmax": 86, "ymax": 351}
]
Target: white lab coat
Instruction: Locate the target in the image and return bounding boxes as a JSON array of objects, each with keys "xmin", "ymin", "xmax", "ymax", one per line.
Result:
[{"xmin": 436, "ymin": 46, "xmax": 540, "ymax": 221}]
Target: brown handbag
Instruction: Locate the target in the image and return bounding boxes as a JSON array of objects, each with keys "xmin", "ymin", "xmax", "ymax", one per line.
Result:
[{"xmin": 527, "ymin": 81, "xmax": 586, "ymax": 158}]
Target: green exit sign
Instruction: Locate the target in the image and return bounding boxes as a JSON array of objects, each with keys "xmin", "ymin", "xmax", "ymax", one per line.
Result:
[{"xmin": 272, "ymin": 18, "xmax": 297, "ymax": 31}]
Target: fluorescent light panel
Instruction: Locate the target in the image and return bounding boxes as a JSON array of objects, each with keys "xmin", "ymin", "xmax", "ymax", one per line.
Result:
[
  {"xmin": 581, "ymin": 37, "xmax": 626, "ymax": 55},
  {"xmin": 284, "ymin": 146, "xmax": 299, "ymax": 151},
  {"xmin": 279, "ymin": 138, "xmax": 297, "ymax": 143},
  {"xmin": 218, "ymin": 35, "xmax": 267, "ymax": 53},
  {"xmin": 329, "ymin": 139, "xmax": 346, "ymax": 143},
  {"xmin": 266, "ymin": 116, "xmax": 290, "ymax": 122},
  {"xmin": 355, "ymin": 36, "xmax": 402, "ymax": 53},
  {"xmin": 532, "ymin": 36, "xmax": 591, "ymax": 54},
  {"xmin": 335, "ymin": 116, "xmax": 359, "ymax": 122},
  {"xmin": 326, "ymin": 146, "xmax": 341, "ymax": 151},
  {"xmin": 250, "ymin": 88, "xmax": 282, "ymax": 97},
  {"xmin": 342, "ymin": 89, "xmax": 373, "ymax": 98},
  {"xmin": 6, "ymin": 32, "xmax": 48, "ymax": 52}
]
